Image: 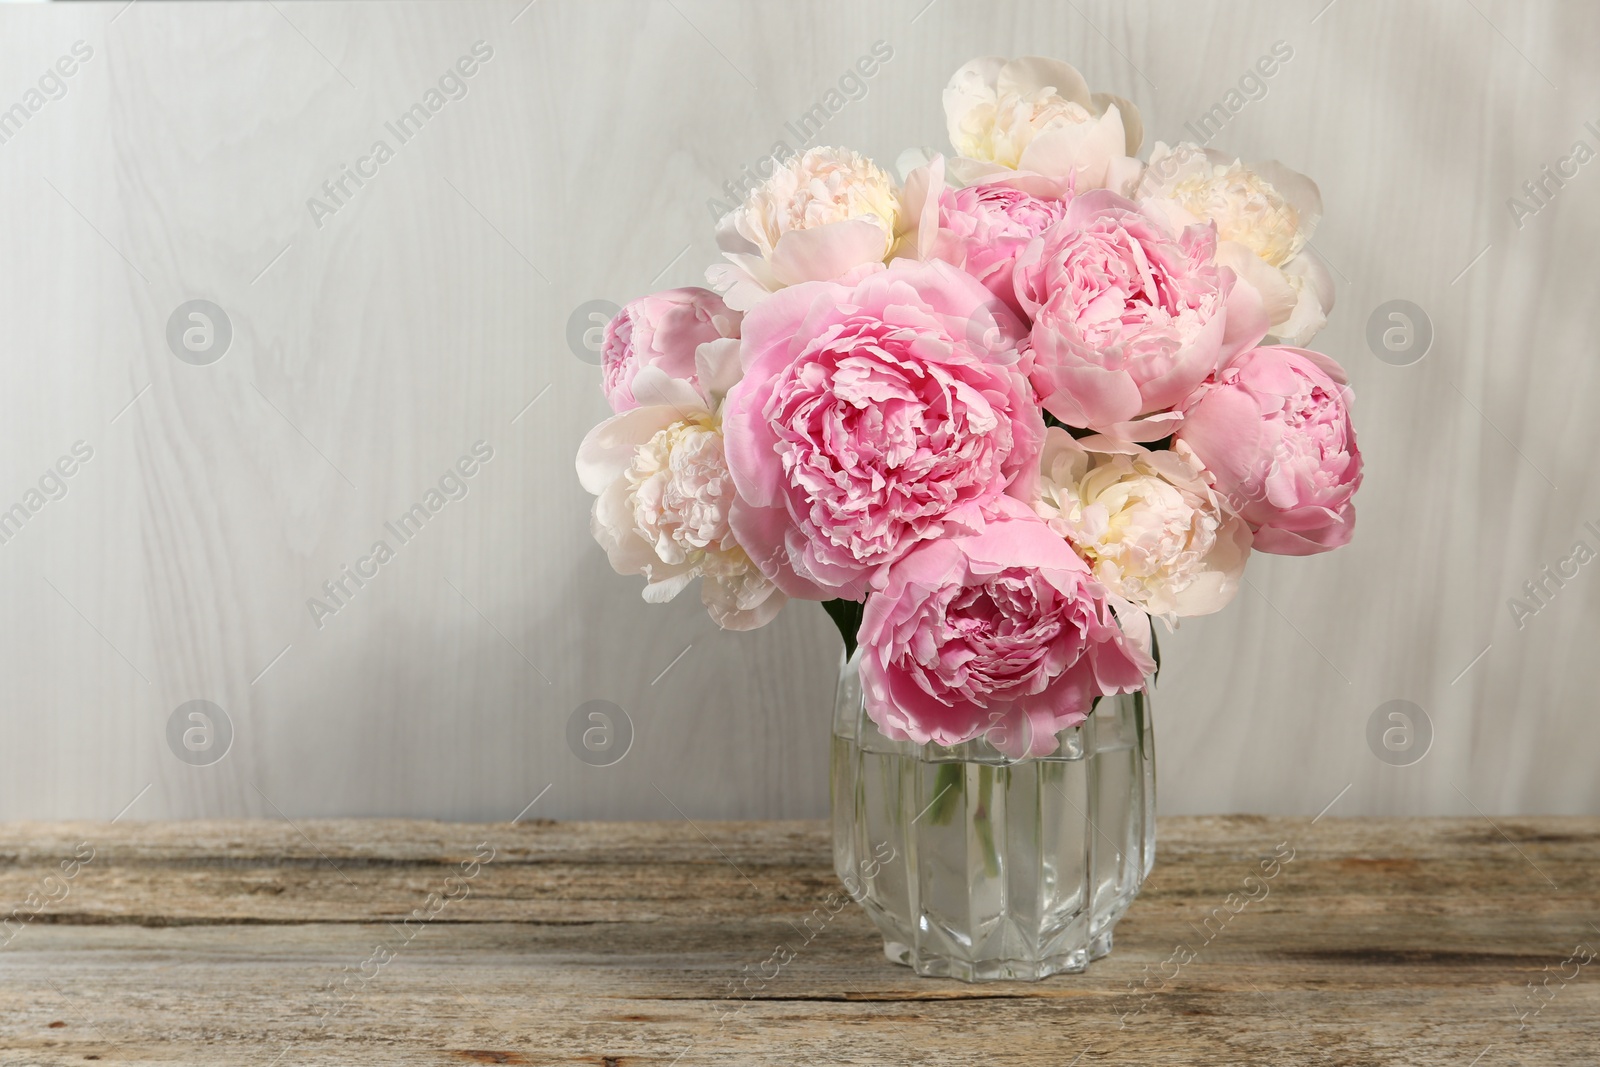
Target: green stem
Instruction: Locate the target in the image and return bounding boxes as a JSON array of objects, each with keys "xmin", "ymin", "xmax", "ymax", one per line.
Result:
[
  {"xmin": 974, "ymin": 765, "xmax": 1001, "ymax": 879},
  {"xmin": 927, "ymin": 763, "xmax": 962, "ymax": 826},
  {"xmin": 1134, "ymin": 688, "xmax": 1149, "ymax": 763}
]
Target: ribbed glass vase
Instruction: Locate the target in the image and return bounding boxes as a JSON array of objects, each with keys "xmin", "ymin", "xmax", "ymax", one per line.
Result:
[{"xmin": 829, "ymin": 648, "xmax": 1155, "ymax": 981}]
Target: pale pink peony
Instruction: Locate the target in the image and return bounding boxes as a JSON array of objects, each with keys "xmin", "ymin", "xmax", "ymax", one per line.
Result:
[
  {"xmin": 708, "ymin": 146, "xmax": 935, "ymax": 310},
  {"xmin": 601, "ymin": 288, "xmax": 740, "ymax": 413},
  {"xmin": 858, "ymin": 497, "xmax": 1154, "ymax": 758},
  {"xmin": 578, "ymin": 345, "xmax": 785, "ymax": 629},
  {"xmin": 1014, "ymin": 189, "xmax": 1267, "ymax": 440},
  {"xmin": 1174, "ymin": 345, "xmax": 1362, "ymax": 556},
  {"xmin": 722, "ymin": 259, "xmax": 1045, "ymax": 600},
  {"xmin": 1033, "ymin": 429, "xmax": 1250, "ymax": 620},
  {"xmin": 928, "ymin": 179, "xmax": 1069, "ymax": 318}
]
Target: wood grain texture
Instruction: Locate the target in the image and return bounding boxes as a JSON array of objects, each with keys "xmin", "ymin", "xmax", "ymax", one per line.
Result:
[
  {"xmin": 0, "ymin": 1, "xmax": 1596, "ymax": 821},
  {"xmin": 0, "ymin": 817, "xmax": 1596, "ymax": 1065}
]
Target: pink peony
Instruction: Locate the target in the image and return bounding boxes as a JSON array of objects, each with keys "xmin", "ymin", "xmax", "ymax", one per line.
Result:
[
  {"xmin": 858, "ymin": 497, "xmax": 1154, "ymax": 758},
  {"xmin": 1175, "ymin": 345, "xmax": 1362, "ymax": 556},
  {"xmin": 929, "ymin": 179, "xmax": 1069, "ymax": 319},
  {"xmin": 722, "ymin": 259, "xmax": 1045, "ymax": 600},
  {"xmin": 1014, "ymin": 189, "xmax": 1266, "ymax": 440},
  {"xmin": 601, "ymin": 288, "xmax": 740, "ymax": 413}
]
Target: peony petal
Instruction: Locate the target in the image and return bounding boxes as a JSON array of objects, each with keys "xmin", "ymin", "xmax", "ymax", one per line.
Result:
[
  {"xmin": 1015, "ymin": 109, "xmax": 1125, "ymax": 187},
  {"xmin": 946, "ymin": 155, "xmax": 1022, "ymax": 188},
  {"xmin": 1274, "ymin": 249, "xmax": 1335, "ymax": 348},
  {"xmin": 1138, "ymin": 194, "xmax": 1200, "ymax": 234},
  {"xmin": 694, "ymin": 336, "xmax": 743, "ymax": 407},
  {"xmin": 997, "ymin": 56, "xmax": 1092, "ymax": 106},
  {"xmin": 1169, "ymin": 516, "xmax": 1251, "ymax": 617},
  {"xmin": 702, "ymin": 574, "xmax": 788, "ymax": 630},
  {"xmin": 1174, "ymin": 386, "xmax": 1270, "ymax": 492},
  {"xmin": 895, "ymin": 153, "xmax": 947, "ymax": 262},
  {"xmin": 575, "ymin": 406, "xmax": 682, "ymax": 494},
  {"xmin": 1216, "ymin": 240, "xmax": 1297, "ymax": 326},
  {"xmin": 591, "ymin": 479, "xmax": 656, "ymax": 570},
  {"xmin": 942, "ymin": 55, "xmax": 1012, "ymax": 148},
  {"xmin": 628, "ymin": 366, "xmax": 706, "ymax": 418},
  {"xmin": 1092, "ymin": 94, "xmax": 1143, "ymax": 155},
  {"xmin": 1271, "ymin": 345, "xmax": 1350, "ymax": 387},
  {"xmin": 641, "ymin": 568, "xmax": 696, "ymax": 603},
  {"xmin": 706, "ymin": 255, "xmax": 780, "ymax": 312},
  {"xmin": 1250, "ymin": 504, "xmax": 1355, "ymax": 555},
  {"xmin": 1108, "ymin": 596, "xmax": 1155, "ymax": 665},
  {"xmin": 1096, "ymin": 409, "xmax": 1187, "ymax": 443},
  {"xmin": 768, "ymin": 218, "xmax": 892, "ymax": 287},
  {"xmin": 1215, "ymin": 266, "xmax": 1271, "ymax": 367},
  {"xmin": 895, "ymin": 145, "xmax": 940, "ymax": 183},
  {"xmin": 1037, "ymin": 356, "xmax": 1147, "ymax": 430},
  {"xmin": 1251, "ymin": 159, "xmax": 1323, "ymax": 243},
  {"xmin": 726, "ymin": 497, "xmax": 834, "ymax": 600}
]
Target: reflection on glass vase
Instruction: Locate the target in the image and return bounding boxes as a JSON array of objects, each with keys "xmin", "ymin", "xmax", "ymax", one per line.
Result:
[{"xmin": 830, "ymin": 648, "xmax": 1156, "ymax": 982}]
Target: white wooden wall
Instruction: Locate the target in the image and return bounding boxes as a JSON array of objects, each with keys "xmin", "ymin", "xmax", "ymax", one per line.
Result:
[{"xmin": 0, "ymin": 0, "xmax": 1594, "ymax": 821}]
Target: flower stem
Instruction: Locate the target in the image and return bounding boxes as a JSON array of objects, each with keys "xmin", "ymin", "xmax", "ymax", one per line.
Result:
[
  {"xmin": 927, "ymin": 763, "xmax": 962, "ymax": 826},
  {"xmin": 975, "ymin": 764, "xmax": 1001, "ymax": 879}
]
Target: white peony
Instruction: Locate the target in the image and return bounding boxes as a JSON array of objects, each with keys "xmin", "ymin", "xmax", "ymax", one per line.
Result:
[
  {"xmin": 626, "ymin": 417, "xmax": 734, "ymax": 573},
  {"xmin": 1134, "ymin": 142, "xmax": 1333, "ymax": 347},
  {"xmin": 1033, "ymin": 428, "xmax": 1250, "ymax": 621},
  {"xmin": 942, "ymin": 56, "xmax": 1143, "ymax": 192},
  {"xmin": 576, "ymin": 346, "xmax": 785, "ymax": 630}
]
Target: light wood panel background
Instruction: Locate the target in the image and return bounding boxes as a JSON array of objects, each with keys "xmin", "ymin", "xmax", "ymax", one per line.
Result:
[{"xmin": 0, "ymin": 0, "xmax": 1593, "ymax": 821}]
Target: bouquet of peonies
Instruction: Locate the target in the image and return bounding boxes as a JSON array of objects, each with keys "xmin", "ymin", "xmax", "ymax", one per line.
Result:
[{"xmin": 577, "ymin": 56, "xmax": 1361, "ymax": 758}]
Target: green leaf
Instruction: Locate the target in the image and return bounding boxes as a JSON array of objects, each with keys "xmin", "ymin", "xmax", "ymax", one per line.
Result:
[
  {"xmin": 1149, "ymin": 626, "xmax": 1162, "ymax": 684},
  {"xmin": 1041, "ymin": 408, "xmax": 1172, "ymax": 449},
  {"xmin": 1042, "ymin": 411, "xmax": 1100, "ymax": 441},
  {"xmin": 822, "ymin": 598, "xmax": 866, "ymax": 658}
]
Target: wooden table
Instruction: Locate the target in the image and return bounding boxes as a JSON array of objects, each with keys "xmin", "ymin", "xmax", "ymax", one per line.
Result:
[{"xmin": 0, "ymin": 818, "xmax": 1594, "ymax": 1065}]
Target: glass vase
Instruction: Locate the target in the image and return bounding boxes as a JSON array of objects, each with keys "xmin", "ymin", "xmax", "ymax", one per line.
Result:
[{"xmin": 829, "ymin": 648, "xmax": 1155, "ymax": 982}]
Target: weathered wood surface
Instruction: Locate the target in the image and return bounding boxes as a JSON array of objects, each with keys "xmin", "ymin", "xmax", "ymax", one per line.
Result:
[{"xmin": 0, "ymin": 817, "xmax": 1595, "ymax": 1065}]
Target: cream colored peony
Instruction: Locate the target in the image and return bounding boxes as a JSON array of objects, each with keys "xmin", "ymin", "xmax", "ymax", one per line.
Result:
[
  {"xmin": 708, "ymin": 146, "xmax": 909, "ymax": 311},
  {"xmin": 942, "ymin": 56, "xmax": 1143, "ymax": 192},
  {"xmin": 1032, "ymin": 428, "xmax": 1250, "ymax": 621},
  {"xmin": 576, "ymin": 345, "xmax": 785, "ymax": 630},
  {"xmin": 1134, "ymin": 142, "xmax": 1333, "ymax": 347}
]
